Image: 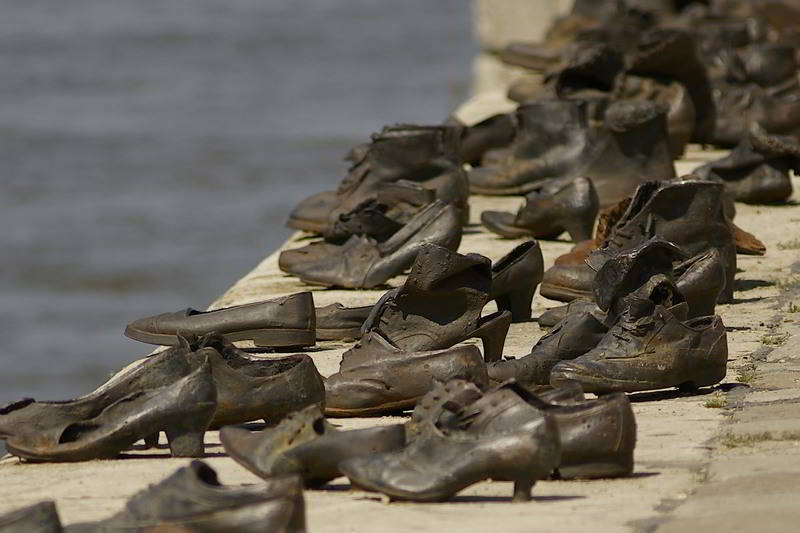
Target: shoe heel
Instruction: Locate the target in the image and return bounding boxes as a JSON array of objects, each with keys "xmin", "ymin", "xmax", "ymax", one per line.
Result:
[
  {"xmin": 472, "ymin": 310, "xmax": 512, "ymax": 362},
  {"xmin": 143, "ymin": 432, "xmax": 160, "ymax": 449},
  {"xmin": 494, "ymin": 289, "xmax": 534, "ymax": 322},
  {"xmin": 562, "ymin": 218, "xmax": 595, "ymax": 243},
  {"xmin": 166, "ymin": 423, "xmax": 207, "ymax": 457},
  {"xmin": 512, "ymin": 477, "xmax": 535, "ymax": 503}
]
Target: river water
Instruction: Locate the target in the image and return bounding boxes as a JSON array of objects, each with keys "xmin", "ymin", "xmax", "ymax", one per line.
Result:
[{"xmin": 0, "ymin": 1, "xmax": 474, "ymax": 411}]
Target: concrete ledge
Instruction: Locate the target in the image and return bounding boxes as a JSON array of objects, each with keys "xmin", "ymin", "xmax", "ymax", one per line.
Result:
[{"xmin": 1, "ymin": 154, "xmax": 799, "ymax": 532}]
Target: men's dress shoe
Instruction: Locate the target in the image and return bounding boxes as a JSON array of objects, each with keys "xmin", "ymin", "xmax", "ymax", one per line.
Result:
[
  {"xmin": 5, "ymin": 351, "xmax": 216, "ymax": 462},
  {"xmin": 287, "ymin": 124, "xmax": 467, "ymax": 235},
  {"xmin": 354, "ymin": 243, "xmax": 512, "ymax": 361},
  {"xmin": 288, "ymin": 202, "xmax": 463, "ymax": 289},
  {"xmin": 220, "ymin": 405, "xmax": 405, "ymax": 487},
  {"xmin": 490, "ymin": 240, "xmax": 545, "ymax": 322},
  {"xmin": 192, "ymin": 334, "xmax": 325, "ymax": 427},
  {"xmin": 68, "ymin": 461, "xmax": 306, "ymax": 533},
  {"xmin": 0, "ymin": 501, "xmax": 62, "ymax": 533},
  {"xmin": 339, "ymin": 383, "xmax": 561, "ymax": 502},
  {"xmin": 324, "ymin": 343, "xmax": 489, "ymax": 417},
  {"xmin": 410, "ymin": 381, "xmax": 636, "ymax": 479},
  {"xmin": 314, "ymin": 303, "xmax": 372, "ymax": 341},
  {"xmin": 481, "ymin": 177, "xmax": 599, "ymax": 242},
  {"xmin": 694, "ymin": 126, "xmax": 799, "ymax": 204},
  {"xmin": 542, "ymin": 179, "xmax": 736, "ymax": 303},
  {"xmin": 0, "ymin": 336, "xmax": 205, "ymax": 447},
  {"xmin": 551, "ymin": 300, "xmax": 728, "ymax": 393},
  {"xmin": 323, "ymin": 181, "xmax": 438, "ymax": 244},
  {"xmin": 125, "ymin": 292, "xmax": 315, "ymax": 349},
  {"xmin": 469, "ymin": 98, "xmax": 675, "ymax": 210}
]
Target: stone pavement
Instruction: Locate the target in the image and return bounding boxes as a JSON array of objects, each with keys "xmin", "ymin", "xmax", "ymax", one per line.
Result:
[{"xmin": 1, "ymin": 150, "xmax": 799, "ymax": 532}]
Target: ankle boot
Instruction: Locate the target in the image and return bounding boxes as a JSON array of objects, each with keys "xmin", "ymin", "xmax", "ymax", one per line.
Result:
[
  {"xmin": 287, "ymin": 125, "xmax": 467, "ymax": 235},
  {"xmin": 542, "ymin": 179, "xmax": 736, "ymax": 304},
  {"xmin": 351, "ymin": 243, "xmax": 511, "ymax": 361},
  {"xmin": 220, "ymin": 405, "xmax": 406, "ymax": 487},
  {"xmin": 288, "ymin": 202, "xmax": 463, "ymax": 289},
  {"xmin": 490, "ymin": 240, "xmax": 545, "ymax": 322},
  {"xmin": 481, "ymin": 177, "xmax": 599, "ymax": 242},
  {"xmin": 694, "ymin": 125, "xmax": 799, "ymax": 204},
  {"xmin": 340, "ymin": 384, "xmax": 560, "ymax": 502}
]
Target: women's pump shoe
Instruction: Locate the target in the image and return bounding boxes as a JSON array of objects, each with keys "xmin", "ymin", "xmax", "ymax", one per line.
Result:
[
  {"xmin": 193, "ymin": 334, "xmax": 325, "ymax": 428},
  {"xmin": 481, "ymin": 177, "xmax": 599, "ymax": 243},
  {"xmin": 353, "ymin": 243, "xmax": 512, "ymax": 361},
  {"xmin": 289, "ymin": 202, "xmax": 463, "ymax": 289},
  {"xmin": 5, "ymin": 351, "xmax": 217, "ymax": 462},
  {"xmin": 220, "ymin": 405, "xmax": 406, "ymax": 487},
  {"xmin": 324, "ymin": 344, "xmax": 489, "ymax": 417},
  {"xmin": 340, "ymin": 384, "xmax": 561, "ymax": 503},
  {"xmin": 0, "ymin": 337, "xmax": 203, "ymax": 447},
  {"xmin": 489, "ymin": 240, "xmax": 544, "ymax": 322},
  {"xmin": 124, "ymin": 292, "xmax": 316, "ymax": 349},
  {"xmin": 68, "ymin": 461, "xmax": 306, "ymax": 533}
]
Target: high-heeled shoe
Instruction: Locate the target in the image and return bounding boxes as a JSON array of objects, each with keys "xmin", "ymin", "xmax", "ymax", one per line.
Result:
[
  {"xmin": 0, "ymin": 337, "xmax": 201, "ymax": 446},
  {"xmin": 351, "ymin": 243, "xmax": 512, "ymax": 362},
  {"xmin": 481, "ymin": 177, "xmax": 599, "ymax": 242},
  {"xmin": 220, "ymin": 405, "xmax": 406, "ymax": 487},
  {"xmin": 339, "ymin": 382, "xmax": 560, "ymax": 502},
  {"xmin": 4, "ymin": 350, "xmax": 216, "ymax": 462},
  {"xmin": 489, "ymin": 240, "xmax": 544, "ymax": 322}
]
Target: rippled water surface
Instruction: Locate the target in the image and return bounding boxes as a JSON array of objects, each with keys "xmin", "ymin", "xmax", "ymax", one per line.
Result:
[{"xmin": 0, "ymin": 1, "xmax": 474, "ymax": 408}]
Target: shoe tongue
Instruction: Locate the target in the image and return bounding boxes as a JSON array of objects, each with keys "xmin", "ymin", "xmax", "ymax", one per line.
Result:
[
  {"xmin": 625, "ymin": 296, "xmax": 655, "ymax": 320},
  {"xmin": 667, "ymin": 301, "xmax": 690, "ymax": 321}
]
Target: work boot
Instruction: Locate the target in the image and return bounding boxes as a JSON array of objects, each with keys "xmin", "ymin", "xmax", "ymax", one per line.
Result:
[
  {"xmin": 481, "ymin": 177, "xmax": 599, "ymax": 242},
  {"xmin": 469, "ymin": 99, "xmax": 675, "ymax": 209},
  {"xmin": 629, "ymin": 28, "xmax": 716, "ymax": 143},
  {"xmin": 340, "ymin": 383, "xmax": 560, "ymax": 503},
  {"xmin": 220, "ymin": 405, "xmax": 405, "ymax": 487},
  {"xmin": 694, "ymin": 125, "xmax": 799, "ymax": 204},
  {"xmin": 351, "ymin": 243, "xmax": 512, "ymax": 361},
  {"xmin": 69, "ymin": 461, "xmax": 306, "ymax": 532},
  {"xmin": 287, "ymin": 202, "xmax": 463, "ymax": 289},
  {"xmin": 541, "ymin": 179, "xmax": 736, "ymax": 303},
  {"xmin": 551, "ymin": 301, "xmax": 728, "ymax": 394},
  {"xmin": 490, "ymin": 240, "xmax": 545, "ymax": 322},
  {"xmin": 287, "ymin": 125, "xmax": 467, "ymax": 234},
  {"xmin": 324, "ymin": 344, "xmax": 489, "ymax": 417}
]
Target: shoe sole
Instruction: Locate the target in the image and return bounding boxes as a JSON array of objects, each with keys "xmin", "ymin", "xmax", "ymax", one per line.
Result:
[
  {"xmin": 315, "ymin": 327, "xmax": 363, "ymax": 342},
  {"xmin": 124, "ymin": 325, "xmax": 315, "ymax": 349},
  {"xmin": 539, "ymin": 282, "xmax": 592, "ymax": 303},
  {"xmin": 324, "ymin": 397, "xmax": 419, "ymax": 418}
]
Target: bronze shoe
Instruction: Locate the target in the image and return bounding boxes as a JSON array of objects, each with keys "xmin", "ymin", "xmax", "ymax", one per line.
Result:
[
  {"xmin": 481, "ymin": 177, "xmax": 599, "ymax": 243},
  {"xmin": 220, "ymin": 405, "xmax": 405, "ymax": 487},
  {"xmin": 340, "ymin": 384, "xmax": 560, "ymax": 502},
  {"xmin": 314, "ymin": 303, "xmax": 372, "ymax": 341},
  {"xmin": 551, "ymin": 300, "xmax": 728, "ymax": 393},
  {"xmin": 490, "ymin": 240, "xmax": 545, "ymax": 322},
  {"xmin": 324, "ymin": 343, "xmax": 488, "ymax": 417},
  {"xmin": 69, "ymin": 461, "xmax": 306, "ymax": 532},
  {"xmin": 125, "ymin": 292, "xmax": 316, "ymax": 349},
  {"xmin": 0, "ymin": 502, "xmax": 62, "ymax": 533}
]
